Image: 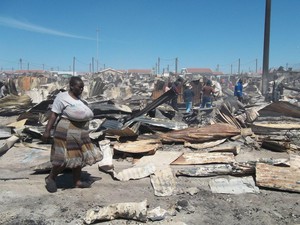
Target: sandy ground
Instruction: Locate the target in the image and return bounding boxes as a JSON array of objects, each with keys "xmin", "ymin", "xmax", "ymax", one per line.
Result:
[{"xmin": 0, "ymin": 138, "xmax": 299, "ymax": 225}]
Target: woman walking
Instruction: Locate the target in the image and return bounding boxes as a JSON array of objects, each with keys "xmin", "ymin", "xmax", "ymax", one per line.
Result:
[{"xmin": 42, "ymin": 76, "xmax": 102, "ymax": 193}]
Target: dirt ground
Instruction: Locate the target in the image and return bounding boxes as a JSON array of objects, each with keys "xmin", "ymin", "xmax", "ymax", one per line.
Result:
[{"xmin": 0, "ymin": 115, "xmax": 299, "ymax": 225}]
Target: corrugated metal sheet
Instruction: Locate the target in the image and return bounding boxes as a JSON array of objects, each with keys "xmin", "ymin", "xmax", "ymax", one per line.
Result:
[{"xmin": 150, "ymin": 166, "xmax": 176, "ymax": 196}]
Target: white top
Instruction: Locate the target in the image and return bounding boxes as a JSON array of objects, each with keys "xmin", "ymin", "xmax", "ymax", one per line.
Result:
[{"xmin": 52, "ymin": 91, "xmax": 94, "ymax": 121}]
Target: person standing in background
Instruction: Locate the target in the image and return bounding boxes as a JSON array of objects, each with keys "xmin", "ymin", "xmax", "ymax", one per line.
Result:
[
  {"xmin": 183, "ymin": 83, "xmax": 194, "ymax": 113},
  {"xmin": 170, "ymin": 77, "xmax": 183, "ymax": 111},
  {"xmin": 0, "ymin": 82, "xmax": 8, "ymax": 98},
  {"xmin": 200, "ymin": 79, "xmax": 215, "ymax": 108},
  {"xmin": 234, "ymin": 79, "xmax": 243, "ymax": 102},
  {"xmin": 164, "ymin": 82, "xmax": 172, "ymax": 93}
]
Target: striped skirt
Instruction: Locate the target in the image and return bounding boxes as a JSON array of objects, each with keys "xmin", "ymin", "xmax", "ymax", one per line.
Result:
[{"xmin": 51, "ymin": 118, "xmax": 103, "ymax": 168}]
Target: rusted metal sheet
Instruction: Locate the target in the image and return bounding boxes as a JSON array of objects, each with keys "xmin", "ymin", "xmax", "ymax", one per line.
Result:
[
  {"xmin": 256, "ymin": 163, "xmax": 300, "ymax": 193},
  {"xmin": 160, "ymin": 123, "xmax": 240, "ymax": 143},
  {"xmin": 258, "ymin": 101, "xmax": 300, "ymax": 118},
  {"xmin": 113, "ymin": 139, "xmax": 162, "ymax": 154},
  {"xmin": 151, "ymin": 90, "xmax": 164, "ymax": 100},
  {"xmin": 171, "ymin": 152, "xmax": 235, "ymax": 165},
  {"xmin": 106, "ymin": 125, "xmax": 139, "ymax": 137},
  {"xmin": 0, "ymin": 95, "xmax": 32, "ymax": 116},
  {"xmin": 17, "ymin": 76, "xmax": 32, "ymax": 91}
]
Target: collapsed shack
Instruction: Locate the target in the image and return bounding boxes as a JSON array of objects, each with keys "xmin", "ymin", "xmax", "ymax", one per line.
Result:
[{"xmin": 1, "ymin": 73, "xmax": 300, "ymax": 223}]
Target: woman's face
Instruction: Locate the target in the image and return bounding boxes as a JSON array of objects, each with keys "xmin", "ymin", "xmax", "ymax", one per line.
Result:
[{"xmin": 71, "ymin": 80, "xmax": 84, "ymax": 97}]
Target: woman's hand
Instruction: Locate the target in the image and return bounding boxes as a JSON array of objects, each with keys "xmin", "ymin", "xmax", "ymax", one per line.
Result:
[
  {"xmin": 42, "ymin": 130, "xmax": 51, "ymax": 143},
  {"xmin": 42, "ymin": 112, "xmax": 58, "ymax": 143}
]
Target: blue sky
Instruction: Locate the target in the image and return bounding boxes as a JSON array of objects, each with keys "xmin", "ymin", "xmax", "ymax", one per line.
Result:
[{"xmin": 0, "ymin": 0, "xmax": 299, "ymax": 74}]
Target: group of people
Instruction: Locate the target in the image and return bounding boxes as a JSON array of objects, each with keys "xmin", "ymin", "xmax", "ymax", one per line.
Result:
[
  {"xmin": 167, "ymin": 78, "xmax": 217, "ymax": 112},
  {"xmin": 166, "ymin": 77, "xmax": 244, "ymax": 113}
]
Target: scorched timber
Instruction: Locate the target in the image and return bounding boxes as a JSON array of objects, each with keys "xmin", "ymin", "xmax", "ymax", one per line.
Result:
[
  {"xmin": 256, "ymin": 163, "xmax": 300, "ymax": 193},
  {"xmin": 160, "ymin": 123, "xmax": 240, "ymax": 143}
]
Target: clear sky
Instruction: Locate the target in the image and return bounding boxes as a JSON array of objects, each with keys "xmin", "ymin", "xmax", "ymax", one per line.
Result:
[{"xmin": 0, "ymin": 0, "xmax": 299, "ymax": 74}]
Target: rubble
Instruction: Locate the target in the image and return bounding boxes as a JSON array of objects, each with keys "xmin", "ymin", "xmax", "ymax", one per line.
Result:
[
  {"xmin": 84, "ymin": 199, "xmax": 148, "ymax": 224},
  {"xmin": 1, "ymin": 71, "xmax": 300, "ymax": 224},
  {"xmin": 209, "ymin": 176, "xmax": 260, "ymax": 194}
]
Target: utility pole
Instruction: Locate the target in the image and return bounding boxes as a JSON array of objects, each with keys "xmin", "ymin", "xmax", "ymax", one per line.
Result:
[
  {"xmin": 238, "ymin": 58, "xmax": 240, "ymax": 75},
  {"xmin": 256, "ymin": 58, "xmax": 258, "ymax": 73},
  {"xmin": 73, "ymin": 57, "xmax": 75, "ymax": 76},
  {"xmin": 231, "ymin": 64, "xmax": 233, "ymax": 75},
  {"xmin": 96, "ymin": 28, "xmax": 99, "ymax": 72},
  {"xmin": 158, "ymin": 57, "xmax": 160, "ymax": 75},
  {"xmin": 262, "ymin": 0, "xmax": 271, "ymax": 95},
  {"xmin": 175, "ymin": 57, "xmax": 178, "ymax": 74},
  {"xmin": 92, "ymin": 57, "xmax": 94, "ymax": 74},
  {"xmin": 19, "ymin": 58, "xmax": 22, "ymax": 70},
  {"xmin": 27, "ymin": 63, "xmax": 29, "ymax": 71}
]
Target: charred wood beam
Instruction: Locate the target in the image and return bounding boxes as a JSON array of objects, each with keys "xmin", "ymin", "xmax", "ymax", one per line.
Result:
[
  {"xmin": 282, "ymin": 84, "xmax": 300, "ymax": 92},
  {"xmin": 124, "ymin": 89, "xmax": 175, "ymax": 123}
]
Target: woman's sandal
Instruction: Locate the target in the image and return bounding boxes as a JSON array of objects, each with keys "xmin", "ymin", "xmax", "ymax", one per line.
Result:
[{"xmin": 45, "ymin": 176, "xmax": 57, "ymax": 193}]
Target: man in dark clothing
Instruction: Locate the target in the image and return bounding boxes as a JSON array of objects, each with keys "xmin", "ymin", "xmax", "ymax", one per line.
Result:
[
  {"xmin": 170, "ymin": 78, "xmax": 183, "ymax": 111},
  {"xmin": 200, "ymin": 79, "xmax": 215, "ymax": 108}
]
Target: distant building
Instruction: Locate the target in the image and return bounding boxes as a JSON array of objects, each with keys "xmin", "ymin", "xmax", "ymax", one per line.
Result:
[
  {"xmin": 2, "ymin": 70, "xmax": 47, "ymax": 77},
  {"xmin": 212, "ymin": 71, "xmax": 224, "ymax": 76},
  {"xmin": 96, "ymin": 68, "xmax": 123, "ymax": 76},
  {"xmin": 181, "ymin": 68, "xmax": 214, "ymax": 77},
  {"xmin": 127, "ymin": 69, "xmax": 153, "ymax": 76}
]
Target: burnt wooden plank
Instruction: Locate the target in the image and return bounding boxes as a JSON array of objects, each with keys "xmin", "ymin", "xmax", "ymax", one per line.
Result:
[
  {"xmin": 113, "ymin": 139, "xmax": 162, "ymax": 154},
  {"xmin": 256, "ymin": 163, "xmax": 300, "ymax": 193},
  {"xmin": 171, "ymin": 152, "xmax": 235, "ymax": 165},
  {"xmin": 160, "ymin": 123, "xmax": 240, "ymax": 143}
]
